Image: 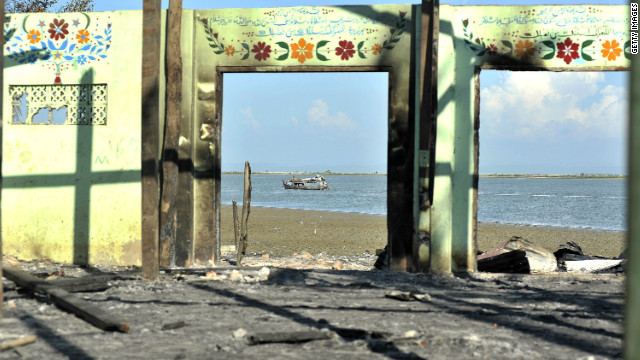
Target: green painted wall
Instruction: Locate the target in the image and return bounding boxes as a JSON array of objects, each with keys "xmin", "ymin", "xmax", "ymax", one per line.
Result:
[
  {"xmin": 432, "ymin": 5, "xmax": 631, "ymax": 272},
  {"xmin": 2, "ymin": 11, "xmax": 143, "ymax": 265}
]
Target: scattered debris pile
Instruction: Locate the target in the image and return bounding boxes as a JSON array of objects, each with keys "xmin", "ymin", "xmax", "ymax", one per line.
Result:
[{"xmin": 478, "ymin": 236, "xmax": 625, "ymax": 274}]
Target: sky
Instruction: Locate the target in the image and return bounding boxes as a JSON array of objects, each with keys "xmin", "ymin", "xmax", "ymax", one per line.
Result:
[{"xmin": 93, "ymin": 0, "xmax": 630, "ymax": 175}]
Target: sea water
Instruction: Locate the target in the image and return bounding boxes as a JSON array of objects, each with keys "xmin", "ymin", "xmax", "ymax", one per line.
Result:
[
  {"xmin": 221, "ymin": 174, "xmax": 627, "ymax": 231},
  {"xmin": 478, "ymin": 177, "xmax": 626, "ymax": 231},
  {"xmin": 221, "ymin": 174, "xmax": 387, "ymax": 215}
]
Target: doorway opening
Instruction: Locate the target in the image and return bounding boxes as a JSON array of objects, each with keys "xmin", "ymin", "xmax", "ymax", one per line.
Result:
[
  {"xmin": 219, "ymin": 71, "xmax": 390, "ymax": 267},
  {"xmin": 476, "ymin": 69, "xmax": 628, "ymax": 263}
]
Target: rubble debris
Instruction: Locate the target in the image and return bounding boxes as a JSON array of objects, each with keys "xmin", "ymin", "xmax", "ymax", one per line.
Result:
[
  {"xmin": 479, "ymin": 239, "xmax": 627, "ymax": 274},
  {"xmin": 553, "ymin": 241, "xmax": 586, "ymax": 260},
  {"xmin": 564, "ymin": 259, "xmax": 624, "ymax": 273},
  {"xmin": 374, "ymin": 245, "xmax": 389, "ymax": 270},
  {"xmin": 233, "ymin": 328, "xmax": 247, "ymax": 338},
  {"xmin": 477, "ymin": 236, "xmax": 557, "ymax": 273},
  {"xmin": 554, "ymin": 242, "xmax": 626, "ymax": 273},
  {"xmin": 477, "ymin": 250, "xmax": 529, "ymax": 273},
  {"xmin": 385, "ymin": 290, "xmax": 431, "ymax": 302},
  {"xmin": 189, "ymin": 267, "xmax": 271, "ymax": 283}
]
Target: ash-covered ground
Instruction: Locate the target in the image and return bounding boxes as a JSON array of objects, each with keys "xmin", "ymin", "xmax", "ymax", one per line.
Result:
[{"xmin": 0, "ymin": 252, "xmax": 624, "ymax": 360}]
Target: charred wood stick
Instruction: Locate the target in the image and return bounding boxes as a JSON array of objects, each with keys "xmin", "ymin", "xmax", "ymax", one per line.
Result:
[
  {"xmin": 0, "ymin": 336, "xmax": 36, "ymax": 352},
  {"xmin": 2, "ymin": 265, "xmax": 129, "ymax": 332},
  {"xmin": 232, "ymin": 200, "xmax": 240, "ymax": 251},
  {"xmin": 249, "ymin": 330, "xmax": 331, "ymax": 344},
  {"xmin": 237, "ymin": 162, "xmax": 252, "ymax": 266},
  {"xmin": 162, "ymin": 320, "xmax": 187, "ymax": 330}
]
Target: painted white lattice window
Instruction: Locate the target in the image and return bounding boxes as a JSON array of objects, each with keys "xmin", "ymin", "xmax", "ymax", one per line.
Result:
[{"xmin": 10, "ymin": 84, "xmax": 107, "ymax": 125}]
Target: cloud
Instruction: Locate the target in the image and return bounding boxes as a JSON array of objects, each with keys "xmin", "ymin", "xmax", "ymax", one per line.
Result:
[
  {"xmin": 240, "ymin": 107, "xmax": 261, "ymax": 132},
  {"xmin": 480, "ymin": 71, "xmax": 625, "ymax": 141},
  {"xmin": 306, "ymin": 99, "xmax": 356, "ymax": 131},
  {"xmin": 290, "ymin": 116, "xmax": 299, "ymax": 125}
]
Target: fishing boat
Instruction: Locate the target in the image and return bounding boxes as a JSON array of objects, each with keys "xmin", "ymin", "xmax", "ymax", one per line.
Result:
[{"xmin": 282, "ymin": 174, "xmax": 329, "ymax": 190}]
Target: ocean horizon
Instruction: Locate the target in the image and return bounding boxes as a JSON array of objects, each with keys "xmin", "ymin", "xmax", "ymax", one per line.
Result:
[{"xmin": 221, "ymin": 174, "xmax": 627, "ymax": 231}]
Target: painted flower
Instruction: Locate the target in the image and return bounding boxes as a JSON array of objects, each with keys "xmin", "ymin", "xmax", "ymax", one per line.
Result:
[
  {"xmin": 291, "ymin": 38, "xmax": 314, "ymax": 64},
  {"xmin": 76, "ymin": 54, "xmax": 88, "ymax": 65},
  {"xmin": 38, "ymin": 20, "xmax": 46, "ymax": 28},
  {"xmin": 514, "ymin": 40, "xmax": 535, "ymax": 58},
  {"xmin": 556, "ymin": 37, "xmax": 580, "ymax": 64},
  {"xmin": 462, "ymin": 19, "xmax": 469, "ymax": 27},
  {"xmin": 48, "ymin": 19, "xmax": 69, "ymax": 40},
  {"xmin": 601, "ymin": 40, "xmax": 622, "ymax": 61},
  {"xmin": 486, "ymin": 44, "xmax": 498, "ymax": 55},
  {"xmin": 225, "ymin": 45, "xmax": 235, "ymax": 56},
  {"xmin": 27, "ymin": 29, "xmax": 41, "ymax": 44},
  {"xmin": 76, "ymin": 29, "xmax": 90, "ymax": 44},
  {"xmin": 251, "ymin": 41, "xmax": 271, "ymax": 61},
  {"xmin": 53, "ymin": 51, "xmax": 62, "ymax": 60},
  {"xmin": 372, "ymin": 43, "xmax": 382, "ymax": 55},
  {"xmin": 335, "ymin": 40, "xmax": 355, "ymax": 60},
  {"xmin": 72, "ymin": 19, "xmax": 80, "ymax": 27}
]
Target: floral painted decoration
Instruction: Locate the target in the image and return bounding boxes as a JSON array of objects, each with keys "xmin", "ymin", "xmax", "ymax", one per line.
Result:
[
  {"xmin": 335, "ymin": 40, "xmax": 355, "ymax": 60},
  {"xmin": 601, "ymin": 40, "xmax": 622, "ymax": 61},
  {"xmin": 48, "ymin": 19, "xmax": 69, "ymax": 40},
  {"xmin": 461, "ymin": 18, "xmax": 631, "ymax": 64},
  {"xmin": 251, "ymin": 41, "xmax": 271, "ymax": 61},
  {"xmin": 514, "ymin": 40, "xmax": 535, "ymax": 58},
  {"xmin": 290, "ymin": 38, "xmax": 314, "ymax": 64},
  {"xmin": 5, "ymin": 14, "xmax": 113, "ymax": 84},
  {"xmin": 200, "ymin": 10, "xmax": 407, "ymax": 63},
  {"xmin": 556, "ymin": 38, "xmax": 580, "ymax": 64}
]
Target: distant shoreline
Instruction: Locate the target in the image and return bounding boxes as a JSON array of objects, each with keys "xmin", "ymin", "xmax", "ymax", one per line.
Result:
[
  {"xmin": 480, "ymin": 174, "xmax": 626, "ymax": 179},
  {"xmin": 222, "ymin": 172, "xmax": 623, "ymax": 178},
  {"xmin": 222, "ymin": 171, "xmax": 387, "ymax": 176}
]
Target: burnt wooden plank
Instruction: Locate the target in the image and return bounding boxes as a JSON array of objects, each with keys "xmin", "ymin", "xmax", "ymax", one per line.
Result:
[
  {"xmin": 159, "ymin": 0, "xmax": 183, "ymax": 267},
  {"xmin": 49, "ymin": 275, "xmax": 117, "ymax": 293},
  {"xmin": 214, "ymin": 71, "xmax": 223, "ymax": 266},
  {"xmin": 141, "ymin": 0, "xmax": 162, "ymax": 281},
  {"xmin": 0, "ymin": 0, "xmax": 5, "ymax": 319},
  {"xmin": 249, "ymin": 331, "xmax": 331, "ymax": 344},
  {"xmin": 417, "ymin": 0, "xmax": 439, "ymax": 272},
  {"xmin": 419, "ymin": 0, "xmax": 439, "ymax": 204},
  {"xmin": 388, "ymin": 43, "xmax": 415, "ymax": 271},
  {"xmin": 176, "ymin": 158, "xmax": 194, "ymax": 266},
  {"xmin": 2, "ymin": 265, "xmax": 129, "ymax": 332}
]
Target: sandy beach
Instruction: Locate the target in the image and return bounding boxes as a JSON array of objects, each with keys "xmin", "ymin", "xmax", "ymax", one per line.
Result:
[{"xmin": 221, "ymin": 205, "xmax": 627, "ymax": 258}]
